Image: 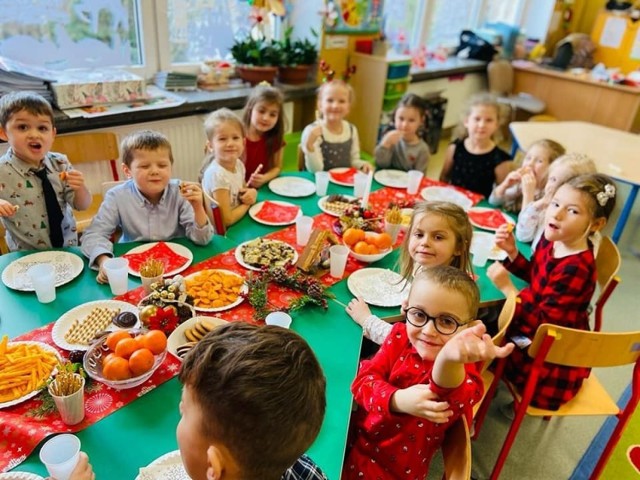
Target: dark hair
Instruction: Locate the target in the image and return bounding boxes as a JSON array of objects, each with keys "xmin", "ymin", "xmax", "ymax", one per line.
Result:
[
  {"xmin": 120, "ymin": 130, "xmax": 174, "ymax": 167},
  {"xmin": 0, "ymin": 91, "xmax": 55, "ymax": 128},
  {"xmin": 242, "ymin": 85, "xmax": 286, "ymax": 170},
  {"xmin": 565, "ymin": 173, "xmax": 617, "ymax": 221},
  {"xmin": 412, "ymin": 265, "xmax": 480, "ymax": 319},
  {"xmin": 179, "ymin": 322, "xmax": 326, "ymax": 479},
  {"xmin": 382, "ymin": 93, "xmax": 429, "ymax": 143}
]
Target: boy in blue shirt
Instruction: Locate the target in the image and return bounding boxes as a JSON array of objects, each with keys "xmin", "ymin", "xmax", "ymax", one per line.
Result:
[{"xmin": 81, "ymin": 130, "xmax": 213, "ymax": 283}]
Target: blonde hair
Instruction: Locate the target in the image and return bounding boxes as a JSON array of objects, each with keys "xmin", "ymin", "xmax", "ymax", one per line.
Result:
[
  {"xmin": 199, "ymin": 108, "xmax": 245, "ymax": 181},
  {"xmin": 120, "ymin": 130, "xmax": 174, "ymax": 167},
  {"xmin": 452, "ymin": 92, "xmax": 505, "ymax": 143},
  {"xmin": 544, "ymin": 153, "xmax": 597, "ymax": 201},
  {"xmin": 399, "ymin": 201, "xmax": 474, "ymax": 283},
  {"xmin": 316, "ymin": 80, "xmax": 355, "ymax": 119}
]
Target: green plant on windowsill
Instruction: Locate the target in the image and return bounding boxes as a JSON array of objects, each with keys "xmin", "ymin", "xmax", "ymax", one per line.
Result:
[
  {"xmin": 276, "ymin": 28, "xmax": 319, "ymax": 85},
  {"xmin": 230, "ymin": 36, "xmax": 282, "ymax": 67}
]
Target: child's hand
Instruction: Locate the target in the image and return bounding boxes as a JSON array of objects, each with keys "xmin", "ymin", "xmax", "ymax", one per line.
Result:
[
  {"xmin": 68, "ymin": 452, "xmax": 94, "ymax": 480},
  {"xmin": 503, "ymin": 169, "xmax": 522, "ymax": 187},
  {"xmin": 381, "ymin": 130, "xmax": 403, "ymax": 148},
  {"xmin": 63, "ymin": 169, "xmax": 86, "ymax": 191},
  {"xmin": 239, "ymin": 188, "xmax": 257, "ymax": 205},
  {"xmin": 0, "ymin": 199, "xmax": 19, "ymax": 217},
  {"xmin": 307, "ymin": 125, "xmax": 323, "ymax": 150},
  {"xmin": 439, "ymin": 321, "xmax": 515, "ymax": 365},
  {"xmin": 391, "ymin": 384, "xmax": 453, "ymax": 423},
  {"xmin": 494, "ymin": 223, "xmax": 517, "ymax": 258},
  {"xmin": 360, "ymin": 163, "xmax": 372, "ymax": 173},
  {"xmin": 520, "ymin": 171, "xmax": 536, "ymax": 199},
  {"xmin": 487, "ymin": 262, "xmax": 515, "ymax": 295},
  {"xmin": 180, "ymin": 181, "xmax": 205, "ymax": 206},
  {"xmin": 249, "ymin": 173, "xmax": 267, "ymax": 188},
  {"xmin": 95, "ymin": 255, "xmax": 111, "ymax": 284},
  {"xmin": 346, "ymin": 297, "xmax": 372, "ymax": 327}
]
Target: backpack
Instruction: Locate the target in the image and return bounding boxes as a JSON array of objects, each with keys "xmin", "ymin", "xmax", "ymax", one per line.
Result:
[{"xmin": 455, "ymin": 30, "xmax": 497, "ymax": 62}]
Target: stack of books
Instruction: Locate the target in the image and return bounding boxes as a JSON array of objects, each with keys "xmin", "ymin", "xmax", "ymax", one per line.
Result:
[
  {"xmin": 154, "ymin": 71, "xmax": 198, "ymax": 91},
  {"xmin": 0, "ymin": 56, "xmax": 55, "ymax": 102}
]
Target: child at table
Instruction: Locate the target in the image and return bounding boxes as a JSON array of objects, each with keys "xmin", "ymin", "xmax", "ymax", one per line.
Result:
[
  {"xmin": 439, "ymin": 92, "xmax": 512, "ymax": 198},
  {"xmin": 242, "ymin": 84, "xmax": 286, "ymax": 187},
  {"xmin": 489, "ymin": 138, "xmax": 565, "ymax": 213},
  {"xmin": 346, "ymin": 201, "xmax": 473, "ymax": 345},
  {"xmin": 342, "ymin": 266, "xmax": 514, "ymax": 480},
  {"xmin": 81, "ymin": 130, "xmax": 213, "ymax": 283},
  {"xmin": 516, "ymin": 152, "xmax": 596, "ymax": 249},
  {"xmin": 199, "ymin": 108, "xmax": 257, "ymax": 227},
  {"xmin": 301, "ymin": 80, "xmax": 372, "ymax": 173},
  {"xmin": 0, "ymin": 91, "xmax": 92, "ymax": 251},
  {"xmin": 487, "ymin": 173, "xmax": 616, "ymax": 410},
  {"xmin": 375, "ymin": 93, "xmax": 430, "ymax": 172}
]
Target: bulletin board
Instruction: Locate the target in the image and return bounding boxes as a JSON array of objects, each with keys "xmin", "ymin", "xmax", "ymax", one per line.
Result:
[
  {"xmin": 324, "ymin": 0, "xmax": 383, "ymax": 35},
  {"xmin": 591, "ymin": 10, "xmax": 640, "ymax": 74}
]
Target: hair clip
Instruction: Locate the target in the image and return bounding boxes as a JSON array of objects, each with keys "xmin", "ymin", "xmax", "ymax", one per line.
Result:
[
  {"xmin": 596, "ymin": 183, "xmax": 616, "ymax": 206},
  {"xmin": 319, "ymin": 60, "xmax": 356, "ymax": 83}
]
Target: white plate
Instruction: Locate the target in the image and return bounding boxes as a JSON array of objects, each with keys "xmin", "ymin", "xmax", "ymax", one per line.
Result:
[
  {"xmin": 135, "ymin": 450, "xmax": 189, "ymax": 480},
  {"xmin": 0, "ymin": 473, "xmax": 46, "ymax": 480},
  {"xmin": 234, "ymin": 239, "xmax": 298, "ymax": 271},
  {"xmin": 317, "ymin": 194, "xmax": 358, "ymax": 217},
  {"xmin": 347, "ymin": 268, "xmax": 410, "ymax": 307},
  {"xmin": 467, "ymin": 207, "xmax": 514, "ymax": 232},
  {"xmin": 0, "ymin": 341, "xmax": 61, "ymax": 409},
  {"xmin": 420, "ymin": 186, "xmax": 473, "ymax": 211},
  {"xmin": 123, "ymin": 242, "xmax": 193, "ymax": 277},
  {"xmin": 328, "ymin": 167, "xmax": 357, "ymax": 186},
  {"xmin": 2, "ymin": 251, "xmax": 84, "ymax": 291},
  {"xmin": 183, "ymin": 269, "xmax": 248, "ymax": 312},
  {"xmin": 51, "ymin": 300, "xmax": 140, "ymax": 351},
  {"xmin": 471, "ymin": 231, "xmax": 508, "ymax": 261},
  {"xmin": 268, "ymin": 176, "xmax": 316, "ymax": 197},
  {"xmin": 248, "ymin": 200, "xmax": 302, "ymax": 226},
  {"xmin": 167, "ymin": 316, "xmax": 228, "ymax": 361},
  {"xmin": 374, "ymin": 169, "xmax": 409, "ymax": 188}
]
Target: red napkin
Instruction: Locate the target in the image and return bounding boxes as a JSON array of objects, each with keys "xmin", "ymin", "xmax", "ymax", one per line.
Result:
[
  {"xmin": 254, "ymin": 201, "xmax": 300, "ymax": 223},
  {"xmin": 330, "ymin": 168, "xmax": 358, "ymax": 185},
  {"xmin": 468, "ymin": 209, "xmax": 508, "ymax": 229},
  {"xmin": 122, "ymin": 241, "xmax": 189, "ymax": 274}
]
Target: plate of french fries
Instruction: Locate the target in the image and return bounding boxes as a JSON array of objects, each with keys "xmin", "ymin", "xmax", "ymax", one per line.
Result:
[
  {"xmin": 183, "ymin": 269, "xmax": 247, "ymax": 312},
  {"xmin": 0, "ymin": 336, "xmax": 61, "ymax": 409}
]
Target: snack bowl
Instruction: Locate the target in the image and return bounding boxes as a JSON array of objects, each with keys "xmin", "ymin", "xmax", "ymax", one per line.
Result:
[
  {"xmin": 83, "ymin": 329, "xmax": 167, "ymax": 390},
  {"xmin": 346, "ymin": 245, "xmax": 392, "ymax": 263}
]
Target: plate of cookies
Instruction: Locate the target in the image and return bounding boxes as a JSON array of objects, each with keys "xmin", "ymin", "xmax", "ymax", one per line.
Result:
[
  {"xmin": 183, "ymin": 269, "xmax": 248, "ymax": 312},
  {"xmin": 167, "ymin": 316, "xmax": 228, "ymax": 361},
  {"xmin": 51, "ymin": 300, "xmax": 140, "ymax": 351}
]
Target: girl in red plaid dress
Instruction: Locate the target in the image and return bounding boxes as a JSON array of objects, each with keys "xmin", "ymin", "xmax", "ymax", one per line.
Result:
[{"xmin": 488, "ymin": 173, "xmax": 617, "ymax": 410}]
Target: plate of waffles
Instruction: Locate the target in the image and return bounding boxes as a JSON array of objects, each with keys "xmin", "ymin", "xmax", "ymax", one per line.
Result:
[
  {"xmin": 167, "ymin": 316, "xmax": 228, "ymax": 361},
  {"xmin": 51, "ymin": 300, "xmax": 140, "ymax": 351},
  {"xmin": 317, "ymin": 194, "xmax": 360, "ymax": 217}
]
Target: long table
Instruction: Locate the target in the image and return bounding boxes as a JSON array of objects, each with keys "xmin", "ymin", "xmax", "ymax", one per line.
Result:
[{"xmin": 2, "ymin": 172, "xmax": 527, "ymax": 478}]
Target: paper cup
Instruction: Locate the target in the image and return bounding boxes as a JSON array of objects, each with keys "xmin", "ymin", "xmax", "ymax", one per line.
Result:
[
  {"xmin": 48, "ymin": 375, "xmax": 85, "ymax": 425},
  {"xmin": 315, "ymin": 171, "xmax": 330, "ymax": 196},
  {"xmin": 472, "ymin": 242, "xmax": 492, "ymax": 268},
  {"xmin": 265, "ymin": 311, "xmax": 292, "ymax": 328},
  {"xmin": 329, "ymin": 245, "xmax": 349, "ymax": 278},
  {"xmin": 406, "ymin": 170, "xmax": 424, "ymax": 195},
  {"xmin": 103, "ymin": 257, "xmax": 129, "ymax": 295},
  {"xmin": 353, "ymin": 171, "xmax": 368, "ymax": 198},
  {"xmin": 384, "ymin": 220, "xmax": 402, "ymax": 244},
  {"xmin": 141, "ymin": 274, "xmax": 163, "ymax": 294},
  {"xmin": 39, "ymin": 433, "xmax": 81, "ymax": 480},
  {"xmin": 28, "ymin": 263, "xmax": 56, "ymax": 303},
  {"xmin": 295, "ymin": 216, "xmax": 314, "ymax": 246}
]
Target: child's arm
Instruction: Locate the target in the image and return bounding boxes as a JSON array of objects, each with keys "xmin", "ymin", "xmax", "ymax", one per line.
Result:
[
  {"xmin": 487, "ymin": 262, "xmax": 518, "ymax": 298},
  {"xmin": 211, "ymin": 188, "xmax": 251, "ymax": 227},
  {"xmin": 64, "ymin": 169, "xmax": 92, "ymax": 210},
  {"xmin": 520, "ymin": 171, "xmax": 537, "ymax": 210},
  {"xmin": 250, "ymin": 148, "xmax": 283, "ymax": 187},
  {"xmin": 301, "ymin": 123, "xmax": 325, "ymax": 172},
  {"xmin": 346, "ymin": 297, "xmax": 393, "ymax": 344},
  {"xmin": 374, "ymin": 131, "xmax": 402, "ymax": 169},
  {"xmin": 179, "ymin": 182, "xmax": 209, "ymax": 228},
  {"xmin": 515, "ymin": 199, "xmax": 544, "ymax": 243},
  {"xmin": 432, "ymin": 322, "xmax": 514, "ymax": 389},
  {"xmin": 80, "ymin": 193, "xmax": 120, "ymax": 281},
  {"xmin": 494, "ymin": 159, "xmax": 515, "ymax": 186},
  {"xmin": 178, "ymin": 182, "xmax": 214, "ymax": 245},
  {"xmin": 390, "ymin": 384, "xmax": 454, "ymax": 424},
  {"xmin": 489, "ymin": 170, "xmax": 522, "ymax": 205},
  {"xmin": 439, "ymin": 144, "xmax": 456, "ymax": 182},
  {"xmin": 0, "ymin": 199, "xmax": 19, "ymax": 217}
]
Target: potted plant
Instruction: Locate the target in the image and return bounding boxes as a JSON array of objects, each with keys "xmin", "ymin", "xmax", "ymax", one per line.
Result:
[
  {"xmin": 230, "ymin": 36, "xmax": 282, "ymax": 85},
  {"xmin": 277, "ymin": 28, "xmax": 319, "ymax": 85}
]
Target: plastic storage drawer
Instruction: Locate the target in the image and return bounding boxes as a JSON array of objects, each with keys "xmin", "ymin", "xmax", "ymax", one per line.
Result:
[
  {"xmin": 387, "ymin": 62, "xmax": 411, "ymax": 79},
  {"xmin": 382, "ymin": 93, "xmax": 404, "ymax": 111},
  {"xmin": 384, "ymin": 78, "xmax": 409, "ymax": 96}
]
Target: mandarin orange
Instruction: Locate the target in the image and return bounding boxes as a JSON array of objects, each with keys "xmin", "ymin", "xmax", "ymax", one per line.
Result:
[
  {"xmin": 343, "ymin": 228, "xmax": 365, "ymax": 246},
  {"xmin": 114, "ymin": 338, "xmax": 138, "ymax": 359},
  {"xmin": 129, "ymin": 348, "xmax": 155, "ymax": 376},
  {"xmin": 143, "ymin": 330, "xmax": 167, "ymax": 355},
  {"xmin": 105, "ymin": 330, "xmax": 132, "ymax": 352},
  {"xmin": 102, "ymin": 356, "xmax": 132, "ymax": 381}
]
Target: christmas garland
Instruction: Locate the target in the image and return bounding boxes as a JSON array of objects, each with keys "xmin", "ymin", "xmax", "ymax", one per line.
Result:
[{"xmin": 243, "ymin": 265, "xmax": 335, "ymax": 320}]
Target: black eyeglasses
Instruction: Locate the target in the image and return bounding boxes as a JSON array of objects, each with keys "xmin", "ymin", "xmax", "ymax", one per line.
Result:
[{"xmin": 403, "ymin": 307, "xmax": 467, "ymax": 335}]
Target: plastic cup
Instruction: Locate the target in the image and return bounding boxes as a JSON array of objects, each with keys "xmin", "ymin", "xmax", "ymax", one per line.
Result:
[
  {"xmin": 28, "ymin": 263, "xmax": 56, "ymax": 303},
  {"xmin": 329, "ymin": 245, "xmax": 349, "ymax": 278},
  {"xmin": 406, "ymin": 170, "xmax": 424, "ymax": 195},
  {"xmin": 472, "ymin": 241, "xmax": 492, "ymax": 268},
  {"xmin": 265, "ymin": 311, "xmax": 293, "ymax": 328},
  {"xmin": 39, "ymin": 433, "xmax": 81, "ymax": 480},
  {"xmin": 141, "ymin": 274, "xmax": 164, "ymax": 294},
  {"xmin": 384, "ymin": 220, "xmax": 402, "ymax": 244},
  {"xmin": 353, "ymin": 171, "xmax": 368, "ymax": 198},
  {"xmin": 295, "ymin": 216, "xmax": 314, "ymax": 246},
  {"xmin": 48, "ymin": 375, "xmax": 85, "ymax": 425},
  {"xmin": 315, "ymin": 171, "xmax": 330, "ymax": 196},
  {"xmin": 103, "ymin": 257, "xmax": 129, "ymax": 295}
]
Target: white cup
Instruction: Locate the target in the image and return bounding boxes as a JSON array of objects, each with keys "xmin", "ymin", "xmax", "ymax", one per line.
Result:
[
  {"xmin": 472, "ymin": 241, "xmax": 492, "ymax": 268},
  {"xmin": 295, "ymin": 216, "xmax": 314, "ymax": 246},
  {"xmin": 315, "ymin": 171, "xmax": 330, "ymax": 196},
  {"xmin": 384, "ymin": 220, "xmax": 402, "ymax": 244},
  {"xmin": 28, "ymin": 263, "xmax": 56, "ymax": 303},
  {"xmin": 48, "ymin": 376, "xmax": 85, "ymax": 425},
  {"xmin": 407, "ymin": 170, "xmax": 424, "ymax": 195},
  {"xmin": 103, "ymin": 257, "xmax": 129, "ymax": 295},
  {"xmin": 265, "ymin": 311, "xmax": 293, "ymax": 328},
  {"xmin": 39, "ymin": 433, "xmax": 81, "ymax": 480},
  {"xmin": 329, "ymin": 245, "xmax": 349, "ymax": 278},
  {"xmin": 353, "ymin": 171, "xmax": 368, "ymax": 198}
]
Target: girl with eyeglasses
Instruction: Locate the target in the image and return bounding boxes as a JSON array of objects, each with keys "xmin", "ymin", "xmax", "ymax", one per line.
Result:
[{"xmin": 342, "ymin": 266, "xmax": 514, "ymax": 480}]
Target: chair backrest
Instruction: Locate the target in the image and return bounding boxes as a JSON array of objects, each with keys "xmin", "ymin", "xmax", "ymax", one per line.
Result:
[
  {"xmin": 101, "ymin": 180, "xmax": 126, "ymax": 197},
  {"xmin": 593, "ymin": 236, "xmax": 621, "ymax": 331},
  {"xmin": 203, "ymin": 191, "xmax": 226, "ymax": 236},
  {"xmin": 479, "ymin": 292, "xmax": 517, "ymax": 374},
  {"xmin": 52, "ymin": 132, "xmax": 120, "ymax": 181},
  {"xmin": 487, "ymin": 59, "xmax": 514, "ymax": 97},
  {"xmin": 442, "ymin": 414, "xmax": 472, "ymax": 480},
  {"xmin": 529, "ymin": 324, "xmax": 640, "ymax": 369},
  {"xmin": 0, "ymin": 222, "xmax": 8, "ymax": 255}
]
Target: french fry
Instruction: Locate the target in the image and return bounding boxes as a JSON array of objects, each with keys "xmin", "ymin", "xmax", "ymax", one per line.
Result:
[{"xmin": 0, "ymin": 340, "xmax": 58, "ymax": 403}]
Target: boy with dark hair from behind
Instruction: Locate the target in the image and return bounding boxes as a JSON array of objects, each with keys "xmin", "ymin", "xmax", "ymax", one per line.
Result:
[{"xmin": 177, "ymin": 322, "xmax": 328, "ymax": 480}]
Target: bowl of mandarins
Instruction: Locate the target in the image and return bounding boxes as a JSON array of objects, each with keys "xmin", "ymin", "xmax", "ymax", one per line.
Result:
[
  {"xmin": 83, "ymin": 328, "xmax": 168, "ymax": 390},
  {"xmin": 342, "ymin": 227, "xmax": 393, "ymax": 263}
]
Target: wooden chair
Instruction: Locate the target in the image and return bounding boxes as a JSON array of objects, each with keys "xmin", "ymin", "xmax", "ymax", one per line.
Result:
[
  {"xmin": 0, "ymin": 223, "xmax": 8, "ymax": 255},
  {"xmin": 593, "ymin": 236, "xmax": 621, "ymax": 332},
  {"xmin": 52, "ymin": 132, "xmax": 120, "ymax": 233},
  {"xmin": 442, "ymin": 414, "xmax": 472, "ymax": 480},
  {"xmin": 487, "ymin": 324, "xmax": 640, "ymax": 480}
]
